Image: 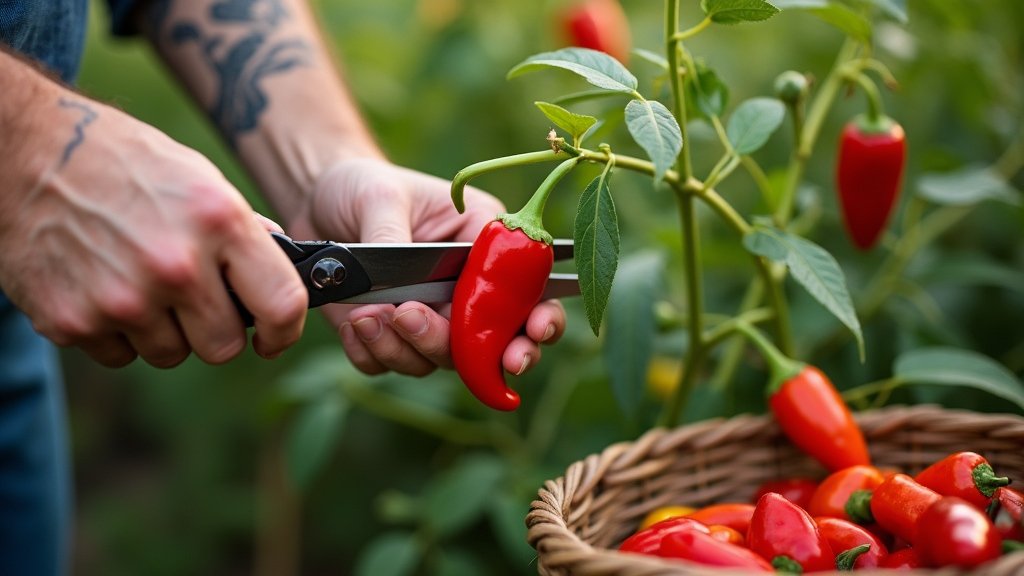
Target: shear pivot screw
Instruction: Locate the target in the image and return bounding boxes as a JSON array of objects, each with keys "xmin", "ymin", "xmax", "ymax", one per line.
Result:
[{"xmin": 310, "ymin": 258, "xmax": 346, "ymax": 289}]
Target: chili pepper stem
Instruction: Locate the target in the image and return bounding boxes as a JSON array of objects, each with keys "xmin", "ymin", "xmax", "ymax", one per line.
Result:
[
  {"xmin": 499, "ymin": 157, "xmax": 580, "ymax": 244},
  {"xmin": 848, "ymin": 73, "xmax": 894, "ymax": 134},
  {"xmin": 835, "ymin": 544, "xmax": 871, "ymax": 571},
  {"xmin": 973, "ymin": 463, "xmax": 1011, "ymax": 497},
  {"xmin": 734, "ymin": 322, "xmax": 805, "ymax": 394},
  {"xmin": 771, "ymin": 556, "xmax": 803, "ymax": 574}
]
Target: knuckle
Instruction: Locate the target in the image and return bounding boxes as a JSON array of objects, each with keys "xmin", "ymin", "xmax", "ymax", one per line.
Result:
[
  {"xmin": 187, "ymin": 186, "xmax": 248, "ymax": 237},
  {"xmin": 43, "ymin": 310, "xmax": 93, "ymax": 345},
  {"xmin": 95, "ymin": 290, "xmax": 148, "ymax": 326},
  {"xmin": 145, "ymin": 248, "xmax": 201, "ymax": 289},
  {"xmin": 261, "ymin": 281, "xmax": 309, "ymax": 332}
]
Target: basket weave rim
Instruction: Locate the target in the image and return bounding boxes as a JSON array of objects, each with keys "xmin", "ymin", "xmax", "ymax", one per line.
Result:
[{"xmin": 526, "ymin": 404, "xmax": 1024, "ymax": 576}]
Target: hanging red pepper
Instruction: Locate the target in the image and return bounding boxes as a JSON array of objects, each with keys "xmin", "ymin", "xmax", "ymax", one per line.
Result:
[
  {"xmin": 738, "ymin": 324, "xmax": 870, "ymax": 472},
  {"xmin": 914, "ymin": 451, "xmax": 1010, "ymax": 510},
  {"xmin": 560, "ymin": 0, "xmax": 632, "ymax": 64},
  {"xmin": 867, "ymin": 473, "xmax": 941, "ymax": 544},
  {"xmin": 618, "ymin": 516, "xmax": 710, "ymax": 555},
  {"xmin": 988, "ymin": 486, "xmax": 1024, "ymax": 542},
  {"xmin": 915, "ymin": 496, "xmax": 1003, "ymax": 568},
  {"xmin": 754, "ymin": 477, "xmax": 819, "ymax": 511},
  {"xmin": 815, "ymin": 516, "xmax": 889, "ymax": 569},
  {"xmin": 835, "ymin": 73, "xmax": 906, "ymax": 251},
  {"xmin": 808, "ymin": 465, "xmax": 886, "ymax": 523},
  {"xmin": 450, "ymin": 158, "xmax": 578, "ymax": 411},
  {"xmin": 658, "ymin": 530, "xmax": 774, "ymax": 572},
  {"xmin": 747, "ymin": 492, "xmax": 835, "ymax": 573}
]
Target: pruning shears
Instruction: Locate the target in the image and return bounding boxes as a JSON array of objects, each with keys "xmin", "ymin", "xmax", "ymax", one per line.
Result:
[{"xmin": 235, "ymin": 232, "xmax": 579, "ymax": 326}]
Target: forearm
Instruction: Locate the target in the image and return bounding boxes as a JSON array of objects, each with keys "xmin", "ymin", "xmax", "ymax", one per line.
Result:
[{"xmin": 139, "ymin": 0, "xmax": 384, "ymax": 226}]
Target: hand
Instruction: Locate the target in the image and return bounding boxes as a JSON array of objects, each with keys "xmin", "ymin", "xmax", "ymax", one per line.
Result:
[
  {"xmin": 0, "ymin": 96, "xmax": 308, "ymax": 367},
  {"xmin": 290, "ymin": 157, "xmax": 567, "ymax": 377}
]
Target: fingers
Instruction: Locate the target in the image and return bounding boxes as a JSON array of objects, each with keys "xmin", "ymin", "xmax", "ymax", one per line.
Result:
[
  {"xmin": 253, "ymin": 212, "xmax": 285, "ymax": 234},
  {"xmin": 525, "ymin": 299, "xmax": 567, "ymax": 345},
  {"xmin": 122, "ymin": 312, "xmax": 190, "ymax": 368},
  {"xmin": 78, "ymin": 334, "xmax": 137, "ymax": 368}
]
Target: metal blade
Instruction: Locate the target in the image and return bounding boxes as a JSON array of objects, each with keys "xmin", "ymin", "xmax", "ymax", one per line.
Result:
[
  {"xmin": 336, "ymin": 273, "xmax": 580, "ymax": 305},
  {"xmin": 346, "ymin": 239, "xmax": 574, "ymax": 288}
]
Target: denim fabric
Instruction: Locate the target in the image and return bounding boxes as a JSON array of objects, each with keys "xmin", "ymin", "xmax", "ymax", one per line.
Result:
[
  {"xmin": 0, "ymin": 0, "xmax": 88, "ymax": 83},
  {"xmin": 0, "ymin": 294, "xmax": 71, "ymax": 576}
]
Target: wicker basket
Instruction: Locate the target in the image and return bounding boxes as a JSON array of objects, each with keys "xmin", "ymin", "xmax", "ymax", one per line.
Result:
[{"xmin": 527, "ymin": 404, "xmax": 1024, "ymax": 575}]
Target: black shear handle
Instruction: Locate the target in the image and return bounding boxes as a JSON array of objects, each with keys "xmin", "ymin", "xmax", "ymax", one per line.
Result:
[{"xmin": 232, "ymin": 233, "xmax": 373, "ymax": 327}]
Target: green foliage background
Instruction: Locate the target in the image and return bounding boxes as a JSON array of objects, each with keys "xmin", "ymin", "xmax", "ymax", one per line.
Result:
[{"xmin": 66, "ymin": 0, "xmax": 1023, "ymax": 574}]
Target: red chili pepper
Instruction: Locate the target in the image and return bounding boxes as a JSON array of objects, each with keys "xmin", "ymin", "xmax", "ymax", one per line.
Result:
[
  {"xmin": 914, "ymin": 451, "xmax": 1010, "ymax": 510},
  {"xmin": 685, "ymin": 503, "xmax": 756, "ymax": 536},
  {"xmin": 560, "ymin": 0, "xmax": 631, "ymax": 64},
  {"xmin": 835, "ymin": 115, "xmax": 906, "ymax": 250},
  {"xmin": 768, "ymin": 365, "xmax": 871, "ymax": 472},
  {"xmin": 748, "ymin": 492, "xmax": 835, "ymax": 573},
  {"xmin": 450, "ymin": 159, "xmax": 577, "ymax": 410},
  {"xmin": 988, "ymin": 486, "xmax": 1024, "ymax": 542},
  {"xmin": 450, "ymin": 221, "xmax": 551, "ymax": 411},
  {"xmin": 808, "ymin": 465, "xmax": 885, "ymax": 522},
  {"xmin": 618, "ymin": 516, "xmax": 709, "ymax": 555},
  {"xmin": 658, "ymin": 530, "xmax": 773, "ymax": 572},
  {"xmin": 754, "ymin": 477, "xmax": 818, "ymax": 511},
  {"xmin": 815, "ymin": 516, "xmax": 888, "ymax": 569},
  {"xmin": 915, "ymin": 496, "xmax": 1003, "ymax": 568},
  {"xmin": 868, "ymin": 473, "xmax": 941, "ymax": 544},
  {"xmin": 878, "ymin": 547, "xmax": 923, "ymax": 569}
]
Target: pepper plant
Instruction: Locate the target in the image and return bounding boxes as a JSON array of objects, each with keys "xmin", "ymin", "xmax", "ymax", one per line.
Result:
[{"xmin": 274, "ymin": 1, "xmax": 1024, "ymax": 574}]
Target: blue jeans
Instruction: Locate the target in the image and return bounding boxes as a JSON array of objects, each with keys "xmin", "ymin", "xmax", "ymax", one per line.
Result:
[{"xmin": 0, "ymin": 293, "xmax": 71, "ymax": 576}]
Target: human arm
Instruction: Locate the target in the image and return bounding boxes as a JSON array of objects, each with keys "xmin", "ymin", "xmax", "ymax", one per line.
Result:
[
  {"xmin": 132, "ymin": 0, "xmax": 566, "ymax": 376},
  {"xmin": 0, "ymin": 45, "xmax": 308, "ymax": 367}
]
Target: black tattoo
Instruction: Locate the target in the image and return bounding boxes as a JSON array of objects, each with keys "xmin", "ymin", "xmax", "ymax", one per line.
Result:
[
  {"xmin": 57, "ymin": 98, "xmax": 97, "ymax": 168},
  {"xmin": 166, "ymin": 0, "xmax": 310, "ymax": 146}
]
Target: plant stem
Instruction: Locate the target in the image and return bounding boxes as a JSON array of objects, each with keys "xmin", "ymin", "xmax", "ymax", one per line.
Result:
[
  {"xmin": 709, "ymin": 278, "xmax": 765, "ymax": 391},
  {"xmin": 672, "ymin": 16, "xmax": 712, "ymax": 42},
  {"xmin": 666, "ymin": 0, "xmax": 693, "ymax": 182},
  {"xmin": 704, "ymin": 308, "xmax": 776, "ymax": 350},
  {"xmin": 501, "ymin": 157, "xmax": 580, "ymax": 243},
  {"xmin": 451, "ymin": 149, "xmax": 570, "ymax": 212}
]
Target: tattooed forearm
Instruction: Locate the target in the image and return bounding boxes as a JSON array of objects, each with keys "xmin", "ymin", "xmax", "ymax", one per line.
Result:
[
  {"xmin": 158, "ymin": 0, "xmax": 311, "ymax": 145},
  {"xmin": 57, "ymin": 98, "xmax": 97, "ymax": 168}
]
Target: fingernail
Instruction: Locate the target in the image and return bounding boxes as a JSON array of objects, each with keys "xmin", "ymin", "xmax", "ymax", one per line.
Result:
[
  {"xmin": 515, "ymin": 354, "xmax": 531, "ymax": 376},
  {"xmin": 352, "ymin": 317, "xmax": 382, "ymax": 342},
  {"xmin": 541, "ymin": 324, "xmax": 556, "ymax": 342},
  {"xmin": 393, "ymin": 309, "xmax": 428, "ymax": 336}
]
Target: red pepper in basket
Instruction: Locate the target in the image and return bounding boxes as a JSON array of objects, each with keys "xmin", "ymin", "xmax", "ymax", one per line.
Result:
[
  {"xmin": 755, "ymin": 477, "xmax": 818, "ymax": 511},
  {"xmin": 707, "ymin": 524, "xmax": 745, "ymax": 547},
  {"xmin": 914, "ymin": 451, "xmax": 1010, "ymax": 509},
  {"xmin": 450, "ymin": 158, "xmax": 578, "ymax": 411},
  {"xmin": 815, "ymin": 516, "xmax": 888, "ymax": 569},
  {"xmin": 808, "ymin": 465, "xmax": 885, "ymax": 522},
  {"xmin": 618, "ymin": 516, "xmax": 709, "ymax": 555},
  {"xmin": 835, "ymin": 114, "xmax": 906, "ymax": 250},
  {"xmin": 868, "ymin": 473, "xmax": 941, "ymax": 544},
  {"xmin": 748, "ymin": 492, "xmax": 835, "ymax": 573},
  {"xmin": 915, "ymin": 496, "xmax": 1003, "ymax": 568},
  {"xmin": 988, "ymin": 486, "xmax": 1024, "ymax": 542},
  {"xmin": 658, "ymin": 530, "xmax": 773, "ymax": 572},
  {"xmin": 685, "ymin": 503, "xmax": 756, "ymax": 536},
  {"xmin": 879, "ymin": 547, "xmax": 923, "ymax": 569}
]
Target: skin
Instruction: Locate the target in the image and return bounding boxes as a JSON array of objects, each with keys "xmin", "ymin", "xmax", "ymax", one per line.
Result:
[{"xmin": 0, "ymin": 0, "xmax": 566, "ymax": 375}]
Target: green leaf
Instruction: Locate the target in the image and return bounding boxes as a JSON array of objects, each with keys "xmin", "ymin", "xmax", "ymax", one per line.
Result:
[
  {"xmin": 534, "ymin": 101, "xmax": 597, "ymax": 144},
  {"xmin": 774, "ymin": 0, "xmax": 872, "ymax": 41},
  {"xmin": 916, "ymin": 254, "xmax": 1024, "ymax": 293},
  {"xmin": 286, "ymin": 395, "xmax": 348, "ymax": 490},
  {"xmin": 917, "ymin": 166, "xmax": 1020, "ymax": 206},
  {"xmin": 423, "ymin": 454, "xmax": 505, "ymax": 537},
  {"xmin": 278, "ymin": 348, "xmax": 349, "ymax": 400},
  {"xmin": 685, "ymin": 61, "xmax": 730, "ymax": 120},
  {"xmin": 726, "ymin": 97, "xmax": 786, "ymax": 155},
  {"xmin": 632, "ymin": 48, "xmax": 669, "ymax": 71},
  {"xmin": 625, "ymin": 99, "xmax": 683, "ymax": 181},
  {"xmin": 551, "ymin": 89, "xmax": 625, "ymax": 106},
  {"xmin": 508, "ymin": 48, "xmax": 638, "ymax": 93},
  {"xmin": 354, "ymin": 532, "xmax": 420, "ymax": 576},
  {"xmin": 488, "ymin": 494, "xmax": 535, "ymax": 566},
  {"xmin": 435, "ymin": 550, "xmax": 489, "ymax": 576},
  {"xmin": 604, "ymin": 251, "xmax": 664, "ymax": 417},
  {"xmin": 701, "ymin": 0, "xmax": 781, "ymax": 24},
  {"xmin": 863, "ymin": 0, "xmax": 908, "ymax": 24},
  {"xmin": 744, "ymin": 226, "xmax": 864, "ymax": 357},
  {"xmin": 575, "ymin": 172, "xmax": 620, "ymax": 336},
  {"xmin": 894, "ymin": 348, "xmax": 1024, "ymax": 411}
]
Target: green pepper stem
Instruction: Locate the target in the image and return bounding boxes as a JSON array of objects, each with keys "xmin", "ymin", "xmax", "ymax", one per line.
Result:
[
  {"xmin": 835, "ymin": 544, "xmax": 871, "ymax": 571},
  {"xmin": 499, "ymin": 157, "xmax": 580, "ymax": 244},
  {"xmin": 734, "ymin": 321, "xmax": 805, "ymax": 395},
  {"xmin": 451, "ymin": 150, "xmax": 570, "ymax": 213},
  {"xmin": 973, "ymin": 463, "xmax": 1011, "ymax": 497},
  {"xmin": 849, "ymin": 72, "xmax": 894, "ymax": 133}
]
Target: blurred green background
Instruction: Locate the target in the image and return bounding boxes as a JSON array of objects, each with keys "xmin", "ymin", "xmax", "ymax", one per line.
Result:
[{"xmin": 67, "ymin": 0, "xmax": 1022, "ymax": 574}]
